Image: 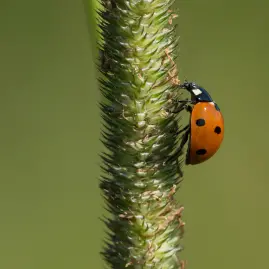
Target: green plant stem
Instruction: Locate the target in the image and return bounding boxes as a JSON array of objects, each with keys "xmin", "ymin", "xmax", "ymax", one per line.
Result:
[{"xmin": 99, "ymin": 0, "xmax": 185, "ymax": 268}]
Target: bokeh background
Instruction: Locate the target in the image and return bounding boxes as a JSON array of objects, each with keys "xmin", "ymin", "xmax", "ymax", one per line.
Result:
[{"xmin": 0, "ymin": 0, "xmax": 268, "ymax": 268}]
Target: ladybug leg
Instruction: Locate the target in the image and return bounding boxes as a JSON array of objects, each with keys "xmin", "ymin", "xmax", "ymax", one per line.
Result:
[
  {"xmin": 169, "ymin": 100, "xmax": 194, "ymax": 114},
  {"xmin": 169, "ymin": 119, "xmax": 189, "ymax": 135},
  {"xmin": 173, "ymin": 99, "xmax": 194, "ymax": 104},
  {"xmin": 168, "ymin": 104, "xmax": 187, "ymax": 114},
  {"xmin": 185, "ymin": 104, "xmax": 193, "ymax": 113},
  {"xmin": 166, "ymin": 125, "xmax": 190, "ymax": 164},
  {"xmin": 174, "ymin": 124, "xmax": 189, "ymax": 136}
]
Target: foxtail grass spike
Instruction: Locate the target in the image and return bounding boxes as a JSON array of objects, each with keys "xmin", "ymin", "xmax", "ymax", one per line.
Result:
[{"xmin": 98, "ymin": 0, "xmax": 186, "ymax": 268}]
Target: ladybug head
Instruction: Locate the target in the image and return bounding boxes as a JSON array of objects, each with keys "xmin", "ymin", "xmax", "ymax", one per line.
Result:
[
  {"xmin": 179, "ymin": 81, "xmax": 215, "ymax": 104},
  {"xmin": 180, "ymin": 81, "xmax": 199, "ymax": 91}
]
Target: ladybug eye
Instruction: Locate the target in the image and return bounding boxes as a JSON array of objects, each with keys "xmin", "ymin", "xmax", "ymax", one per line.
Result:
[{"xmin": 214, "ymin": 126, "xmax": 221, "ymax": 134}]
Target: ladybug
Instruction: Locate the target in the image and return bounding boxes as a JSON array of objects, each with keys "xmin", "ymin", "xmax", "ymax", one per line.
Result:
[{"xmin": 169, "ymin": 81, "xmax": 224, "ymax": 165}]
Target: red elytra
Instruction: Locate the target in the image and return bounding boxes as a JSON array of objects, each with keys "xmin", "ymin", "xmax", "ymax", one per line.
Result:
[{"xmin": 186, "ymin": 101, "xmax": 224, "ymax": 165}]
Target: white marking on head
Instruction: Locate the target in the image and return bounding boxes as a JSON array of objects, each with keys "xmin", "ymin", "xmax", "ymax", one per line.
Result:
[
  {"xmin": 192, "ymin": 89, "xmax": 202, "ymax": 96},
  {"xmin": 209, "ymin": 102, "xmax": 215, "ymax": 106}
]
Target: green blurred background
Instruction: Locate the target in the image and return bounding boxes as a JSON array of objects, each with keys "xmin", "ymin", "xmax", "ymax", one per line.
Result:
[{"xmin": 0, "ymin": 0, "xmax": 268, "ymax": 268}]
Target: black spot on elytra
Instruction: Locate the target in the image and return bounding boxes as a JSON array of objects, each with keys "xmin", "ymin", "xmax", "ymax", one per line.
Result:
[
  {"xmin": 196, "ymin": 118, "xmax": 205, "ymax": 126},
  {"xmin": 214, "ymin": 126, "xmax": 221, "ymax": 134},
  {"xmin": 196, "ymin": 149, "xmax": 207, "ymax": 155}
]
